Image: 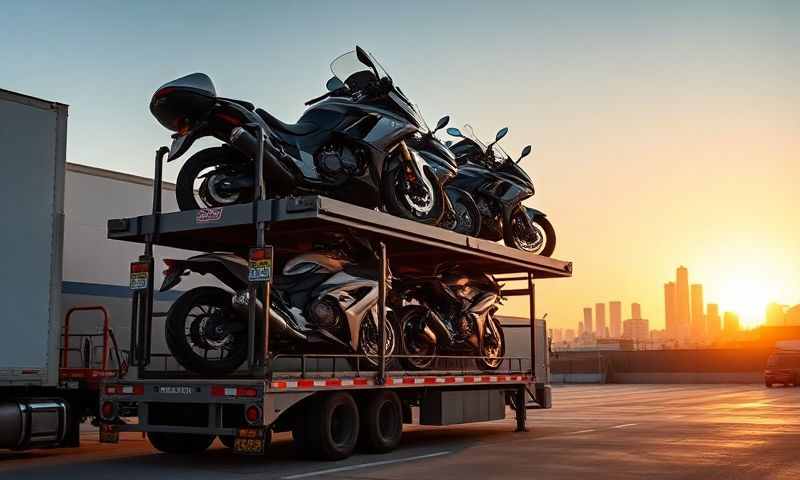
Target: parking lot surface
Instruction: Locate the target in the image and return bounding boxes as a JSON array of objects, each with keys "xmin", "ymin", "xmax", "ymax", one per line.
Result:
[{"xmin": 1, "ymin": 384, "xmax": 798, "ymax": 479}]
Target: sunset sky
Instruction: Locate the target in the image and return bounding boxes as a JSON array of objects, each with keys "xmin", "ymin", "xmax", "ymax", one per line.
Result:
[{"xmin": 2, "ymin": 1, "xmax": 797, "ymax": 330}]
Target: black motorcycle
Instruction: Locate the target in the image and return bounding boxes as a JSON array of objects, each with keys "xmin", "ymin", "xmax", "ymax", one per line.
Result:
[
  {"xmin": 149, "ymin": 46, "xmax": 455, "ymax": 226},
  {"xmin": 390, "ymin": 266, "xmax": 505, "ymax": 371},
  {"xmin": 159, "ymin": 237, "xmax": 395, "ymax": 375},
  {"xmin": 446, "ymin": 125, "xmax": 556, "ymax": 256}
]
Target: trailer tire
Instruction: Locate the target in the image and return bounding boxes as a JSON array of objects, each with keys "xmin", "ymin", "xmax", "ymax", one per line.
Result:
[
  {"xmin": 359, "ymin": 391, "xmax": 402, "ymax": 453},
  {"xmin": 303, "ymin": 392, "xmax": 360, "ymax": 460},
  {"xmin": 147, "ymin": 432, "xmax": 214, "ymax": 454}
]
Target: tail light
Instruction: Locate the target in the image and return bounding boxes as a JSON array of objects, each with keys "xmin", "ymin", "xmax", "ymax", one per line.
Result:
[
  {"xmin": 245, "ymin": 404, "xmax": 262, "ymax": 425},
  {"xmin": 100, "ymin": 401, "xmax": 117, "ymax": 421}
]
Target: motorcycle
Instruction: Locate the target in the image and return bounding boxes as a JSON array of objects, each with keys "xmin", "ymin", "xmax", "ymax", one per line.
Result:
[
  {"xmin": 446, "ymin": 125, "xmax": 556, "ymax": 256},
  {"xmin": 149, "ymin": 46, "xmax": 456, "ymax": 227},
  {"xmin": 389, "ymin": 265, "xmax": 505, "ymax": 371},
  {"xmin": 159, "ymin": 237, "xmax": 395, "ymax": 375}
]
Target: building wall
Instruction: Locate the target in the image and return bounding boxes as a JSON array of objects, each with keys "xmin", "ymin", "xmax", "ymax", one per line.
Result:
[
  {"xmin": 609, "ymin": 301, "xmax": 622, "ymax": 338},
  {"xmin": 595, "ymin": 303, "xmax": 606, "ymax": 338}
]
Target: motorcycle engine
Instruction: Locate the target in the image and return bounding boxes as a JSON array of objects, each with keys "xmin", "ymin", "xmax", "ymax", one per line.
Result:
[
  {"xmin": 315, "ymin": 144, "xmax": 365, "ymax": 180},
  {"xmin": 309, "ymin": 297, "xmax": 344, "ymax": 331}
]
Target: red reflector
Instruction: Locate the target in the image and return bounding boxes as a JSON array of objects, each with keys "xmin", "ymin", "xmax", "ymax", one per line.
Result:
[
  {"xmin": 104, "ymin": 384, "xmax": 143, "ymax": 395},
  {"xmin": 245, "ymin": 405, "xmax": 260, "ymax": 423},
  {"xmin": 155, "ymin": 87, "xmax": 176, "ymax": 98},
  {"xmin": 101, "ymin": 401, "xmax": 115, "ymax": 419},
  {"xmin": 130, "ymin": 262, "xmax": 149, "ymax": 274},
  {"xmin": 211, "ymin": 386, "xmax": 258, "ymax": 398}
]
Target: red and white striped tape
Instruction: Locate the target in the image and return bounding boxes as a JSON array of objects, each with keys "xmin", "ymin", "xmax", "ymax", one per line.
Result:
[{"xmin": 270, "ymin": 374, "xmax": 529, "ymax": 390}]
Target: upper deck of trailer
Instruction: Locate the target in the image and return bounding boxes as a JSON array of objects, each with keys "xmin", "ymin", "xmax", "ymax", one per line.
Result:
[{"xmin": 107, "ymin": 195, "xmax": 573, "ymax": 277}]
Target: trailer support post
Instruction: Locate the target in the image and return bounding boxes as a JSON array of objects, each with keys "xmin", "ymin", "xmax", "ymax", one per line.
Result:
[
  {"xmin": 247, "ymin": 125, "xmax": 267, "ymax": 373},
  {"xmin": 514, "ymin": 386, "xmax": 528, "ymax": 432},
  {"xmin": 377, "ymin": 242, "xmax": 387, "ymax": 385},
  {"xmin": 528, "ymin": 273, "xmax": 535, "ymax": 377}
]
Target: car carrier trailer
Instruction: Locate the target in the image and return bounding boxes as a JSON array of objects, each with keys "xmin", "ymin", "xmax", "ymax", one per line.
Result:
[
  {"xmin": 0, "ymin": 89, "xmax": 127, "ymax": 451},
  {"xmin": 99, "ymin": 146, "xmax": 572, "ymax": 460}
]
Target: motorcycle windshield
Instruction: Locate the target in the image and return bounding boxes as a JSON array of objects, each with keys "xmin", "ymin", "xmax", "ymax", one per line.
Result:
[
  {"xmin": 330, "ymin": 49, "xmax": 429, "ymax": 131},
  {"xmin": 460, "ymin": 124, "xmax": 488, "ymax": 152}
]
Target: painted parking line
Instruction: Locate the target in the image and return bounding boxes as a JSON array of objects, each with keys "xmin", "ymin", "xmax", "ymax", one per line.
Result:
[
  {"xmin": 282, "ymin": 451, "xmax": 452, "ymax": 479},
  {"xmin": 610, "ymin": 423, "xmax": 638, "ymax": 429},
  {"xmin": 567, "ymin": 429, "xmax": 597, "ymax": 434}
]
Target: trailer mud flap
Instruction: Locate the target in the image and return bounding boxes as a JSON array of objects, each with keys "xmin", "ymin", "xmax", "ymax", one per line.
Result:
[{"xmin": 234, "ymin": 426, "xmax": 267, "ymax": 455}]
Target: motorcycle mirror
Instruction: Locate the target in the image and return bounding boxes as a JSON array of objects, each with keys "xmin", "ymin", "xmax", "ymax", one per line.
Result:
[
  {"xmin": 495, "ymin": 127, "xmax": 509, "ymax": 142},
  {"xmin": 355, "ymin": 46, "xmax": 381, "ymax": 79},
  {"xmin": 516, "ymin": 145, "xmax": 532, "ymax": 163},
  {"xmin": 447, "ymin": 127, "xmax": 463, "ymax": 138},
  {"xmin": 325, "ymin": 76, "xmax": 346, "ymax": 92},
  {"xmin": 433, "ymin": 115, "xmax": 450, "ymax": 133}
]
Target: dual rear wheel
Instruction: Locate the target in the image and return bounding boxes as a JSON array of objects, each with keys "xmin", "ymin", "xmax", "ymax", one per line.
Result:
[{"xmin": 293, "ymin": 391, "xmax": 403, "ymax": 460}]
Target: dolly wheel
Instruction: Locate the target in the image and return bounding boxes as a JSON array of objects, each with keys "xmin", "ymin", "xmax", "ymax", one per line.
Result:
[
  {"xmin": 359, "ymin": 391, "xmax": 403, "ymax": 453},
  {"xmin": 301, "ymin": 392, "xmax": 360, "ymax": 460},
  {"xmin": 147, "ymin": 432, "xmax": 214, "ymax": 454}
]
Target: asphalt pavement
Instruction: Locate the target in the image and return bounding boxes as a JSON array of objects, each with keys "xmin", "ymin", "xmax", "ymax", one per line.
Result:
[{"xmin": 1, "ymin": 384, "xmax": 798, "ymax": 479}]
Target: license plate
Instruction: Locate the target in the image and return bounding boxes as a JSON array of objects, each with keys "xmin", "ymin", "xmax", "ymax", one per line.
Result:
[
  {"xmin": 234, "ymin": 428, "xmax": 266, "ymax": 455},
  {"xmin": 248, "ymin": 247, "xmax": 273, "ymax": 283},
  {"xmin": 130, "ymin": 261, "xmax": 149, "ymax": 290},
  {"xmin": 99, "ymin": 424, "xmax": 119, "ymax": 443}
]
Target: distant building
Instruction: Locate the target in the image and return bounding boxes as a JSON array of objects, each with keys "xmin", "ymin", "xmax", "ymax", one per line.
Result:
[
  {"xmin": 609, "ymin": 301, "xmax": 622, "ymax": 338},
  {"xmin": 786, "ymin": 305, "xmax": 800, "ymax": 326},
  {"xmin": 565, "ymin": 329, "xmax": 576, "ymax": 342},
  {"xmin": 676, "ymin": 266, "xmax": 690, "ymax": 340},
  {"xmin": 582, "ymin": 307, "xmax": 593, "ymax": 336},
  {"xmin": 553, "ymin": 328, "xmax": 563, "ymax": 342},
  {"xmin": 766, "ymin": 303, "xmax": 786, "ymax": 326},
  {"xmin": 691, "ymin": 284, "xmax": 705, "ymax": 338},
  {"xmin": 706, "ymin": 303, "xmax": 722, "ymax": 338},
  {"xmin": 595, "ymin": 303, "xmax": 606, "ymax": 338},
  {"xmin": 631, "ymin": 302, "xmax": 641, "ymax": 320},
  {"xmin": 623, "ymin": 318, "xmax": 650, "ymax": 342},
  {"xmin": 664, "ymin": 282, "xmax": 677, "ymax": 338},
  {"xmin": 723, "ymin": 311, "xmax": 740, "ymax": 335}
]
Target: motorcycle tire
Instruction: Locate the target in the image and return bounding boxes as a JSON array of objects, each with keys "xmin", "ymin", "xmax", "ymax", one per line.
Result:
[
  {"xmin": 165, "ymin": 286, "xmax": 248, "ymax": 376},
  {"xmin": 396, "ymin": 305, "xmax": 437, "ymax": 371},
  {"xmin": 382, "ymin": 165, "xmax": 444, "ymax": 225},
  {"xmin": 444, "ymin": 189, "xmax": 481, "ymax": 237},
  {"xmin": 504, "ymin": 208, "xmax": 556, "ymax": 257},
  {"xmin": 175, "ymin": 147, "xmax": 251, "ymax": 211},
  {"xmin": 475, "ymin": 317, "xmax": 505, "ymax": 371}
]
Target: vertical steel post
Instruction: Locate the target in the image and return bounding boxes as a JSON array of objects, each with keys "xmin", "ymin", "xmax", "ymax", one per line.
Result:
[
  {"xmin": 247, "ymin": 125, "xmax": 266, "ymax": 372},
  {"xmin": 528, "ymin": 272, "xmax": 535, "ymax": 377},
  {"xmin": 377, "ymin": 242, "xmax": 387, "ymax": 385},
  {"xmin": 139, "ymin": 146, "xmax": 169, "ymax": 368}
]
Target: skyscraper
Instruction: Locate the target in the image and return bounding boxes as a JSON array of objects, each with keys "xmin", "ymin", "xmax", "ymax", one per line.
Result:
[
  {"xmin": 676, "ymin": 266, "xmax": 690, "ymax": 340},
  {"xmin": 664, "ymin": 282, "xmax": 677, "ymax": 338},
  {"xmin": 631, "ymin": 302, "xmax": 641, "ymax": 320},
  {"xmin": 582, "ymin": 307, "xmax": 593, "ymax": 337},
  {"xmin": 766, "ymin": 303, "xmax": 785, "ymax": 326},
  {"xmin": 690, "ymin": 284, "xmax": 705, "ymax": 339},
  {"xmin": 595, "ymin": 303, "xmax": 606, "ymax": 338},
  {"xmin": 623, "ymin": 318, "xmax": 650, "ymax": 342},
  {"xmin": 706, "ymin": 303, "xmax": 721, "ymax": 338},
  {"xmin": 609, "ymin": 301, "xmax": 622, "ymax": 338},
  {"xmin": 723, "ymin": 312, "xmax": 740, "ymax": 335}
]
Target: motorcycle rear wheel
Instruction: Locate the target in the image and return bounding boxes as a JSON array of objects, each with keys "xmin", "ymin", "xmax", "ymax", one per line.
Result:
[
  {"xmin": 176, "ymin": 147, "xmax": 252, "ymax": 211},
  {"xmin": 441, "ymin": 190, "xmax": 481, "ymax": 237},
  {"xmin": 397, "ymin": 306, "xmax": 438, "ymax": 370}
]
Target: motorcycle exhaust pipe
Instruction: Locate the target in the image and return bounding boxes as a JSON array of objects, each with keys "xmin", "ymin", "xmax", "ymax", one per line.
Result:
[
  {"xmin": 425, "ymin": 310, "xmax": 455, "ymax": 347},
  {"xmin": 231, "ymin": 294, "xmax": 307, "ymax": 343},
  {"xmin": 229, "ymin": 127, "xmax": 296, "ymax": 191}
]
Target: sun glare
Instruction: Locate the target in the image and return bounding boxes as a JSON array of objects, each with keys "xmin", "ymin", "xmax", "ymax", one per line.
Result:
[{"xmin": 713, "ymin": 266, "xmax": 774, "ymax": 329}]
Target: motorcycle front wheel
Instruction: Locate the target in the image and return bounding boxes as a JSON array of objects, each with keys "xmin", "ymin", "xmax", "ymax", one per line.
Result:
[
  {"xmin": 355, "ymin": 311, "xmax": 397, "ymax": 370},
  {"xmin": 504, "ymin": 208, "xmax": 556, "ymax": 257},
  {"xmin": 475, "ymin": 317, "xmax": 505, "ymax": 371},
  {"xmin": 165, "ymin": 286, "xmax": 248, "ymax": 376},
  {"xmin": 175, "ymin": 147, "xmax": 252, "ymax": 211},
  {"xmin": 383, "ymin": 166, "xmax": 444, "ymax": 225},
  {"xmin": 441, "ymin": 190, "xmax": 481, "ymax": 237}
]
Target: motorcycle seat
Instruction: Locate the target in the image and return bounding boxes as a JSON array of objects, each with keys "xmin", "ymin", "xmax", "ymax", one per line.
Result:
[{"xmin": 256, "ymin": 108, "xmax": 317, "ymax": 136}]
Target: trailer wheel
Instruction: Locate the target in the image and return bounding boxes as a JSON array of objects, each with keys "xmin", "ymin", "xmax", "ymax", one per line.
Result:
[
  {"xmin": 301, "ymin": 392, "xmax": 360, "ymax": 460},
  {"xmin": 147, "ymin": 432, "xmax": 215, "ymax": 454},
  {"xmin": 359, "ymin": 391, "xmax": 402, "ymax": 453}
]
